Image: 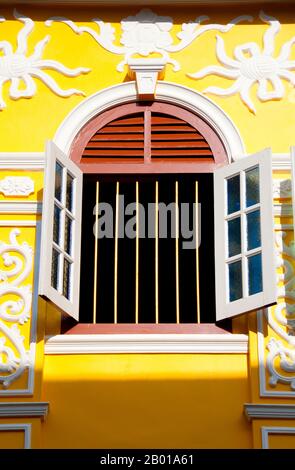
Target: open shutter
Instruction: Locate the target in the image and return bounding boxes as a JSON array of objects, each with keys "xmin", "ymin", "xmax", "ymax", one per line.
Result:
[
  {"xmin": 214, "ymin": 148, "xmax": 276, "ymax": 321},
  {"xmin": 291, "ymin": 147, "xmax": 295, "ymax": 230},
  {"xmin": 39, "ymin": 141, "xmax": 83, "ymax": 320}
]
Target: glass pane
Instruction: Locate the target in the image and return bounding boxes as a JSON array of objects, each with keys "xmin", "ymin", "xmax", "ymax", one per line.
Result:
[
  {"xmin": 55, "ymin": 162, "xmax": 63, "ymax": 202},
  {"xmin": 246, "ymin": 166, "xmax": 259, "ymax": 207},
  {"xmin": 248, "ymin": 253, "xmax": 262, "ymax": 295},
  {"xmin": 63, "ymin": 258, "xmax": 71, "ymax": 300},
  {"xmin": 51, "ymin": 249, "xmax": 60, "ymax": 290},
  {"xmin": 227, "ymin": 175, "xmax": 240, "ymax": 214},
  {"xmin": 228, "ymin": 217, "xmax": 241, "ymax": 257},
  {"xmin": 228, "ymin": 260, "xmax": 243, "ymax": 302},
  {"xmin": 66, "ymin": 173, "xmax": 74, "ymax": 212},
  {"xmin": 247, "ymin": 210, "xmax": 261, "ymax": 251},
  {"xmin": 53, "ymin": 205, "xmax": 62, "ymax": 245},
  {"xmin": 64, "ymin": 215, "xmax": 73, "ymax": 255}
]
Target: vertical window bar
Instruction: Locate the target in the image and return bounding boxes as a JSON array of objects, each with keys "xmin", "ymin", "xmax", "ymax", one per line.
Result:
[
  {"xmin": 195, "ymin": 181, "xmax": 201, "ymax": 324},
  {"xmin": 135, "ymin": 181, "xmax": 139, "ymax": 324},
  {"xmin": 175, "ymin": 180, "xmax": 180, "ymax": 324},
  {"xmin": 155, "ymin": 180, "xmax": 159, "ymax": 324},
  {"xmin": 114, "ymin": 181, "xmax": 119, "ymax": 324},
  {"xmin": 93, "ymin": 181, "xmax": 99, "ymax": 324}
]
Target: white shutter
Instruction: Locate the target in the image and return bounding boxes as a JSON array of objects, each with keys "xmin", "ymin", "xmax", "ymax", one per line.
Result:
[
  {"xmin": 39, "ymin": 141, "xmax": 83, "ymax": 320},
  {"xmin": 214, "ymin": 148, "xmax": 276, "ymax": 321}
]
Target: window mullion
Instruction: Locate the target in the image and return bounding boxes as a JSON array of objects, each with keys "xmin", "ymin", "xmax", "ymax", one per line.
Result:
[
  {"xmin": 144, "ymin": 108, "xmax": 151, "ymax": 164},
  {"xmin": 240, "ymin": 170, "xmax": 248, "ymax": 298}
]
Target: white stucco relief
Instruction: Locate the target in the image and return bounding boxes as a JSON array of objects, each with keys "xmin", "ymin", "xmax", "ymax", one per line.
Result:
[
  {"xmin": 46, "ymin": 8, "xmax": 252, "ymax": 73},
  {"xmin": 188, "ymin": 11, "xmax": 295, "ymax": 113},
  {"xmin": 0, "ymin": 177, "xmax": 34, "ymax": 196},
  {"xmin": 0, "ymin": 229, "xmax": 33, "ymax": 388},
  {"xmin": 265, "ymin": 232, "xmax": 295, "ymax": 390},
  {"xmin": 0, "ymin": 9, "xmax": 90, "ymax": 110}
]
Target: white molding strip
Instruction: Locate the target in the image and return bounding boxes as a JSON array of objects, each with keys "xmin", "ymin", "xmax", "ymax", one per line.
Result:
[
  {"xmin": 0, "ymin": 402, "xmax": 49, "ymax": 420},
  {"xmin": 0, "ymin": 424, "xmax": 31, "ymax": 449},
  {"xmin": 0, "ymin": 153, "xmax": 45, "ymax": 170},
  {"xmin": 273, "ymin": 203, "xmax": 292, "ymax": 217},
  {"xmin": 245, "ymin": 404, "xmax": 295, "ymax": 421},
  {"xmin": 0, "ymin": 220, "xmax": 37, "ymax": 226},
  {"xmin": 0, "ymin": 202, "xmax": 42, "ymax": 214},
  {"xmin": 54, "ymin": 81, "xmax": 245, "ymax": 161},
  {"xmin": 272, "ymin": 153, "xmax": 291, "ymax": 171},
  {"xmin": 261, "ymin": 426, "xmax": 295, "ymax": 449},
  {"xmin": 45, "ymin": 333, "xmax": 248, "ymax": 354}
]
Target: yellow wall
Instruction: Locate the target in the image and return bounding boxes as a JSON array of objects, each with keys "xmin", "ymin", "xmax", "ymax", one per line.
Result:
[
  {"xmin": 0, "ymin": 2, "xmax": 295, "ymax": 449},
  {"xmin": 0, "ymin": 5, "xmax": 294, "ymax": 153},
  {"xmin": 41, "ymin": 353, "xmax": 251, "ymax": 448}
]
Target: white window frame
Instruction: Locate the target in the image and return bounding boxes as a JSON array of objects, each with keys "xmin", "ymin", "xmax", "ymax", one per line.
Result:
[
  {"xmin": 39, "ymin": 141, "xmax": 83, "ymax": 320},
  {"xmin": 39, "ymin": 144, "xmax": 276, "ymax": 325},
  {"xmin": 214, "ymin": 148, "xmax": 277, "ymax": 321}
]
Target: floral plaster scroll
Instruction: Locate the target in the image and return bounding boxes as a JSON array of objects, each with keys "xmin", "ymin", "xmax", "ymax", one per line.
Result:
[
  {"xmin": 188, "ymin": 11, "xmax": 295, "ymax": 113},
  {"xmin": 0, "ymin": 229, "xmax": 33, "ymax": 388},
  {"xmin": 46, "ymin": 8, "xmax": 252, "ymax": 73},
  {"xmin": 0, "ymin": 9, "xmax": 90, "ymax": 110}
]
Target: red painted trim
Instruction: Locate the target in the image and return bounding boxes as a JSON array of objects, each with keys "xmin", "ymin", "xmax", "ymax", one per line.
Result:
[{"xmin": 63, "ymin": 323, "xmax": 231, "ymax": 335}]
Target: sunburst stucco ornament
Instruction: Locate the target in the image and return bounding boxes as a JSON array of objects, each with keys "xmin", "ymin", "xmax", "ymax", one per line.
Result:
[
  {"xmin": 188, "ymin": 11, "xmax": 295, "ymax": 113},
  {"xmin": 0, "ymin": 9, "xmax": 90, "ymax": 110}
]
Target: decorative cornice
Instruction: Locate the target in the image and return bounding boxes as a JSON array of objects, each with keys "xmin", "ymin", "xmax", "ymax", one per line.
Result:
[
  {"xmin": 0, "ymin": 402, "xmax": 49, "ymax": 420},
  {"xmin": 45, "ymin": 333, "xmax": 248, "ymax": 354},
  {"xmin": 0, "ymin": 153, "xmax": 45, "ymax": 170},
  {"xmin": 245, "ymin": 404, "xmax": 295, "ymax": 421}
]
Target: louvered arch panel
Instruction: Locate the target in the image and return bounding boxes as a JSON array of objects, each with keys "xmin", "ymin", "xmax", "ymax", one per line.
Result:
[{"xmin": 71, "ymin": 102, "xmax": 228, "ymax": 172}]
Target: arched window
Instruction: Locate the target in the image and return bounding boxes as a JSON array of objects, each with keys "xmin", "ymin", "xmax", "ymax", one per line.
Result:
[{"xmin": 39, "ymin": 101, "xmax": 276, "ymax": 329}]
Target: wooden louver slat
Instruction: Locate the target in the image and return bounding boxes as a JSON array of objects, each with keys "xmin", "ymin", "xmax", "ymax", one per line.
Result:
[
  {"xmin": 151, "ymin": 113, "xmax": 213, "ymax": 160},
  {"xmin": 81, "ymin": 110, "xmax": 214, "ymax": 162}
]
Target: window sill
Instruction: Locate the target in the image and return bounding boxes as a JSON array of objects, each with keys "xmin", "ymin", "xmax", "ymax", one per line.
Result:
[{"xmin": 44, "ymin": 332, "xmax": 248, "ymax": 355}]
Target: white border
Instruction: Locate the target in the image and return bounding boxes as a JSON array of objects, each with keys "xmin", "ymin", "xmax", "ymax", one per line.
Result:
[
  {"xmin": 44, "ymin": 333, "xmax": 248, "ymax": 354},
  {"xmin": 54, "ymin": 81, "xmax": 245, "ymax": 161},
  {"xmin": 0, "ymin": 424, "xmax": 31, "ymax": 449},
  {"xmin": 261, "ymin": 426, "xmax": 295, "ymax": 449}
]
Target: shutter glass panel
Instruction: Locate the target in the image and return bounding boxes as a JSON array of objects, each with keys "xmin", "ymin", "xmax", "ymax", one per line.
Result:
[
  {"xmin": 214, "ymin": 148, "xmax": 277, "ymax": 320},
  {"xmin": 39, "ymin": 141, "xmax": 83, "ymax": 320}
]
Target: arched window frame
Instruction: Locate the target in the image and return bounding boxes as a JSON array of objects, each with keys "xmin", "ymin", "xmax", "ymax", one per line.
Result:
[{"xmin": 39, "ymin": 95, "xmax": 277, "ymax": 325}]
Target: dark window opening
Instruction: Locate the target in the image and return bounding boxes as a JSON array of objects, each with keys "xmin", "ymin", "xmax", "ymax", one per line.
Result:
[{"xmin": 79, "ymin": 173, "xmax": 216, "ymax": 324}]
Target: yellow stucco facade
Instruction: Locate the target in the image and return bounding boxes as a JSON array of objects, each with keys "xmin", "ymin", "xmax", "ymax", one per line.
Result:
[{"xmin": 0, "ymin": 1, "xmax": 295, "ymax": 450}]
